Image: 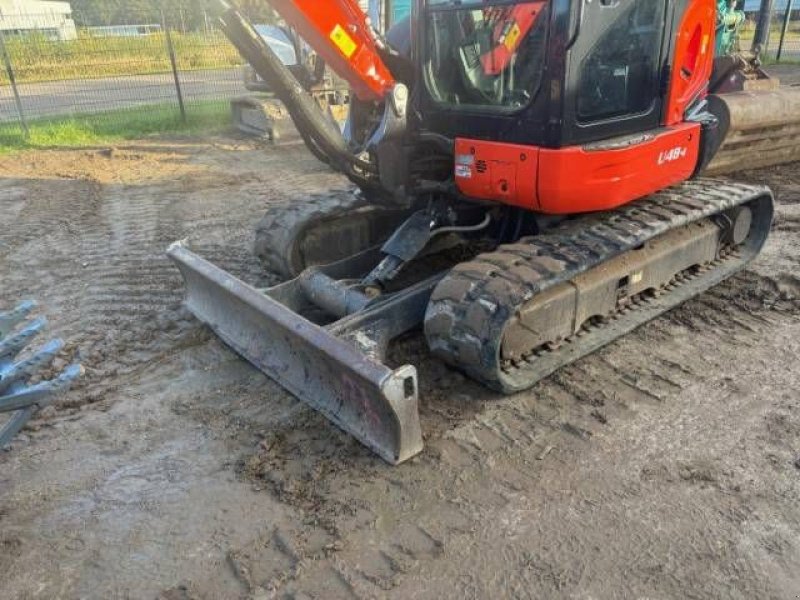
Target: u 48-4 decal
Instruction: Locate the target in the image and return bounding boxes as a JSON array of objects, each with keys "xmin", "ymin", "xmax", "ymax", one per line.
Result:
[{"xmin": 658, "ymin": 146, "xmax": 688, "ymax": 165}]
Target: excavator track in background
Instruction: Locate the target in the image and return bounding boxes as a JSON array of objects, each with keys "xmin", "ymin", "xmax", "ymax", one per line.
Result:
[
  {"xmin": 425, "ymin": 180, "xmax": 774, "ymax": 393},
  {"xmin": 706, "ymin": 88, "xmax": 800, "ymax": 175},
  {"xmin": 231, "ymin": 89, "xmax": 350, "ymax": 144}
]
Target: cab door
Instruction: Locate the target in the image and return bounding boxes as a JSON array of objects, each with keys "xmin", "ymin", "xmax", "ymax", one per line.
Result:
[{"xmin": 560, "ymin": 0, "xmax": 671, "ymax": 145}]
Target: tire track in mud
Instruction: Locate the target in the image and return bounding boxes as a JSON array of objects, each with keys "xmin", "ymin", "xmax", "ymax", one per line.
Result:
[
  {"xmin": 70, "ymin": 173, "xmax": 342, "ymax": 396},
  {"xmin": 0, "ymin": 144, "xmax": 344, "ymax": 414},
  {"xmin": 0, "ymin": 178, "xmax": 103, "ymax": 257}
]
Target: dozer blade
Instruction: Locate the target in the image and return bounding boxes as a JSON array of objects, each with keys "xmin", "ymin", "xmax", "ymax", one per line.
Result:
[
  {"xmin": 167, "ymin": 242, "xmax": 424, "ymax": 465},
  {"xmin": 706, "ymin": 87, "xmax": 800, "ymax": 175}
]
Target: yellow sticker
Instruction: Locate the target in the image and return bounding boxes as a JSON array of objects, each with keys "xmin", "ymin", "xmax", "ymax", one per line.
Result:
[
  {"xmin": 701, "ymin": 34, "xmax": 710, "ymax": 55},
  {"xmin": 330, "ymin": 24, "xmax": 358, "ymax": 59},
  {"xmin": 504, "ymin": 22, "xmax": 522, "ymax": 52}
]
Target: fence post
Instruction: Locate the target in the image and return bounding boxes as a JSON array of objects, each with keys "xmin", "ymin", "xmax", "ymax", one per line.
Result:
[
  {"xmin": 162, "ymin": 11, "xmax": 187, "ymax": 123},
  {"xmin": 0, "ymin": 29, "xmax": 29, "ymax": 138},
  {"xmin": 753, "ymin": 0, "xmax": 775, "ymax": 57},
  {"xmin": 777, "ymin": 0, "xmax": 796, "ymax": 62}
]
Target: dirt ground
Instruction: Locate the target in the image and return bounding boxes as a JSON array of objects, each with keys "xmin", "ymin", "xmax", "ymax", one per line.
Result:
[{"xmin": 0, "ymin": 126, "xmax": 799, "ymax": 599}]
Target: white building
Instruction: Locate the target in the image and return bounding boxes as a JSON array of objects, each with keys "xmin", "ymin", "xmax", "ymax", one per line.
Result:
[{"xmin": 0, "ymin": 0, "xmax": 77, "ymax": 41}]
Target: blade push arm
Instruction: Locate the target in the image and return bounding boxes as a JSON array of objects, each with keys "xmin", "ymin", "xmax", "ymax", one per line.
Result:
[{"xmin": 267, "ymin": 0, "xmax": 396, "ymax": 102}]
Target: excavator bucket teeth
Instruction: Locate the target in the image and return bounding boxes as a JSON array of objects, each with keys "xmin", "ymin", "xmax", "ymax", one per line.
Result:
[
  {"xmin": 0, "ymin": 302, "xmax": 83, "ymax": 448},
  {"xmin": 167, "ymin": 242, "xmax": 424, "ymax": 465}
]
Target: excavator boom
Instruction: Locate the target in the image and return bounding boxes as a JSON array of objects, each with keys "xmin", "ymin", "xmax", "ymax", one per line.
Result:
[{"xmin": 265, "ymin": 0, "xmax": 395, "ymax": 102}]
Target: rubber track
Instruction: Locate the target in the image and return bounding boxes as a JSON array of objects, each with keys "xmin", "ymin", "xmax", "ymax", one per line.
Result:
[
  {"xmin": 424, "ymin": 178, "xmax": 774, "ymax": 393},
  {"xmin": 254, "ymin": 188, "xmax": 367, "ymax": 278}
]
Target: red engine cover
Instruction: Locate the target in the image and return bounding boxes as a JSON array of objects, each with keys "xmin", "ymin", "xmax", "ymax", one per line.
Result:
[
  {"xmin": 455, "ymin": 124, "xmax": 702, "ymax": 215},
  {"xmin": 454, "ymin": 139, "xmax": 539, "ymax": 209},
  {"xmin": 536, "ymin": 124, "xmax": 702, "ymax": 214}
]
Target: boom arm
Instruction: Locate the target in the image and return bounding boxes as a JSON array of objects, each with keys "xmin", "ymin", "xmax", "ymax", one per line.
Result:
[{"xmin": 267, "ymin": 0, "xmax": 396, "ymax": 102}]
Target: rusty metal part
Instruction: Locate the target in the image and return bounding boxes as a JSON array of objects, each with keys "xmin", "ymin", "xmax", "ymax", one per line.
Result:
[
  {"xmin": 425, "ymin": 180, "xmax": 773, "ymax": 393},
  {"xmin": 168, "ymin": 243, "xmax": 428, "ymax": 465},
  {"xmin": 498, "ymin": 220, "xmax": 723, "ymax": 362},
  {"xmin": 1, "ymin": 301, "xmax": 83, "ymax": 448},
  {"xmin": 706, "ymin": 88, "xmax": 800, "ymax": 175},
  {"xmin": 710, "ymin": 54, "xmax": 779, "ymax": 94}
]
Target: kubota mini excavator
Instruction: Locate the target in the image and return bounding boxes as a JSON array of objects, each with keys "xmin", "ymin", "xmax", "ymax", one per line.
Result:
[{"xmin": 169, "ymin": 0, "xmax": 799, "ymax": 464}]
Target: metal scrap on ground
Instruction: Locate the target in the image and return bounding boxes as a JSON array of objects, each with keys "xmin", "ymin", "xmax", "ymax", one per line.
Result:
[{"xmin": 0, "ymin": 301, "xmax": 82, "ymax": 448}]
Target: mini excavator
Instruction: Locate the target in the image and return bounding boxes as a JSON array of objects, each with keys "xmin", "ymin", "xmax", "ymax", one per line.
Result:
[{"xmin": 169, "ymin": 0, "xmax": 799, "ymax": 463}]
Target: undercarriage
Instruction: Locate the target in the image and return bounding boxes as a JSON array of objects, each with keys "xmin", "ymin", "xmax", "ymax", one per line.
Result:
[{"xmin": 169, "ymin": 179, "xmax": 773, "ymax": 463}]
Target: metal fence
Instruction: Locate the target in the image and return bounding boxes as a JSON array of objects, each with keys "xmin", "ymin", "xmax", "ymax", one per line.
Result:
[
  {"xmin": 735, "ymin": 6, "xmax": 800, "ymax": 62},
  {"xmin": 0, "ymin": 9, "xmax": 247, "ymax": 140},
  {"xmin": 761, "ymin": 5, "xmax": 800, "ymax": 62}
]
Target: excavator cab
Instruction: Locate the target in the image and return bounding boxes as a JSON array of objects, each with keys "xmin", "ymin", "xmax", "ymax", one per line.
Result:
[
  {"xmin": 419, "ymin": 0, "xmax": 696, "ymax": 138},
  {"xmin": 422, "ymin": 2, "xmax": 549, "ymax": 110},
  {"xmin": 409, "ymin": 0, "xmax": 716, "ymax": 214}
]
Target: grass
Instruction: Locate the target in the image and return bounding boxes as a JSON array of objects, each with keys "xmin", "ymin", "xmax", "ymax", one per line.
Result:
[
  {"xmin": 0, "ymin": 100, "xmax": 231, "ymax": 152},
  {"xmin": 764, "ymin": 56, "xmax": 800, "ymax": 64},
  {"xmin": 0, "ymin": 31, "xmax": 243, "ymax": 85}
]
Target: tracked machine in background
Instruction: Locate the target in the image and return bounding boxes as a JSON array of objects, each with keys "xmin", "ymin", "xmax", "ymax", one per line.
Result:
[
  {"xmin": 230, "ymin": 1, "xmax": 400, "ymax": 142},
  {"xmin": 706, "ymin": 0, "xmax": 800, "ymax": 173},
  {"xmin": 170, "ymin": 0, "xmax": 799, "ymax": 464},
  {"xmin": 230, "ymin": 24, "xmax": 351, "ymax": 142}
]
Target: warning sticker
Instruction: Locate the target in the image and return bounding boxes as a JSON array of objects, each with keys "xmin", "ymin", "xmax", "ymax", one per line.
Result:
[
  {"xmin": 455, "ymin": 164, "xmax": 472, "ymax": 179},
  {"xmin": 330, "ymin": 24, "xmax": 358, "ymax": 59},
  {"xmin": 504, "ymin": 22, "xmax": 522, "ymax": 52}
]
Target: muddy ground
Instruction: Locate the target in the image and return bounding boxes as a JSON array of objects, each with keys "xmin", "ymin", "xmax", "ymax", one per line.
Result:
[{"xmin": 0, "ymin": 125, "xmax": 799, "ymax": 599}]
